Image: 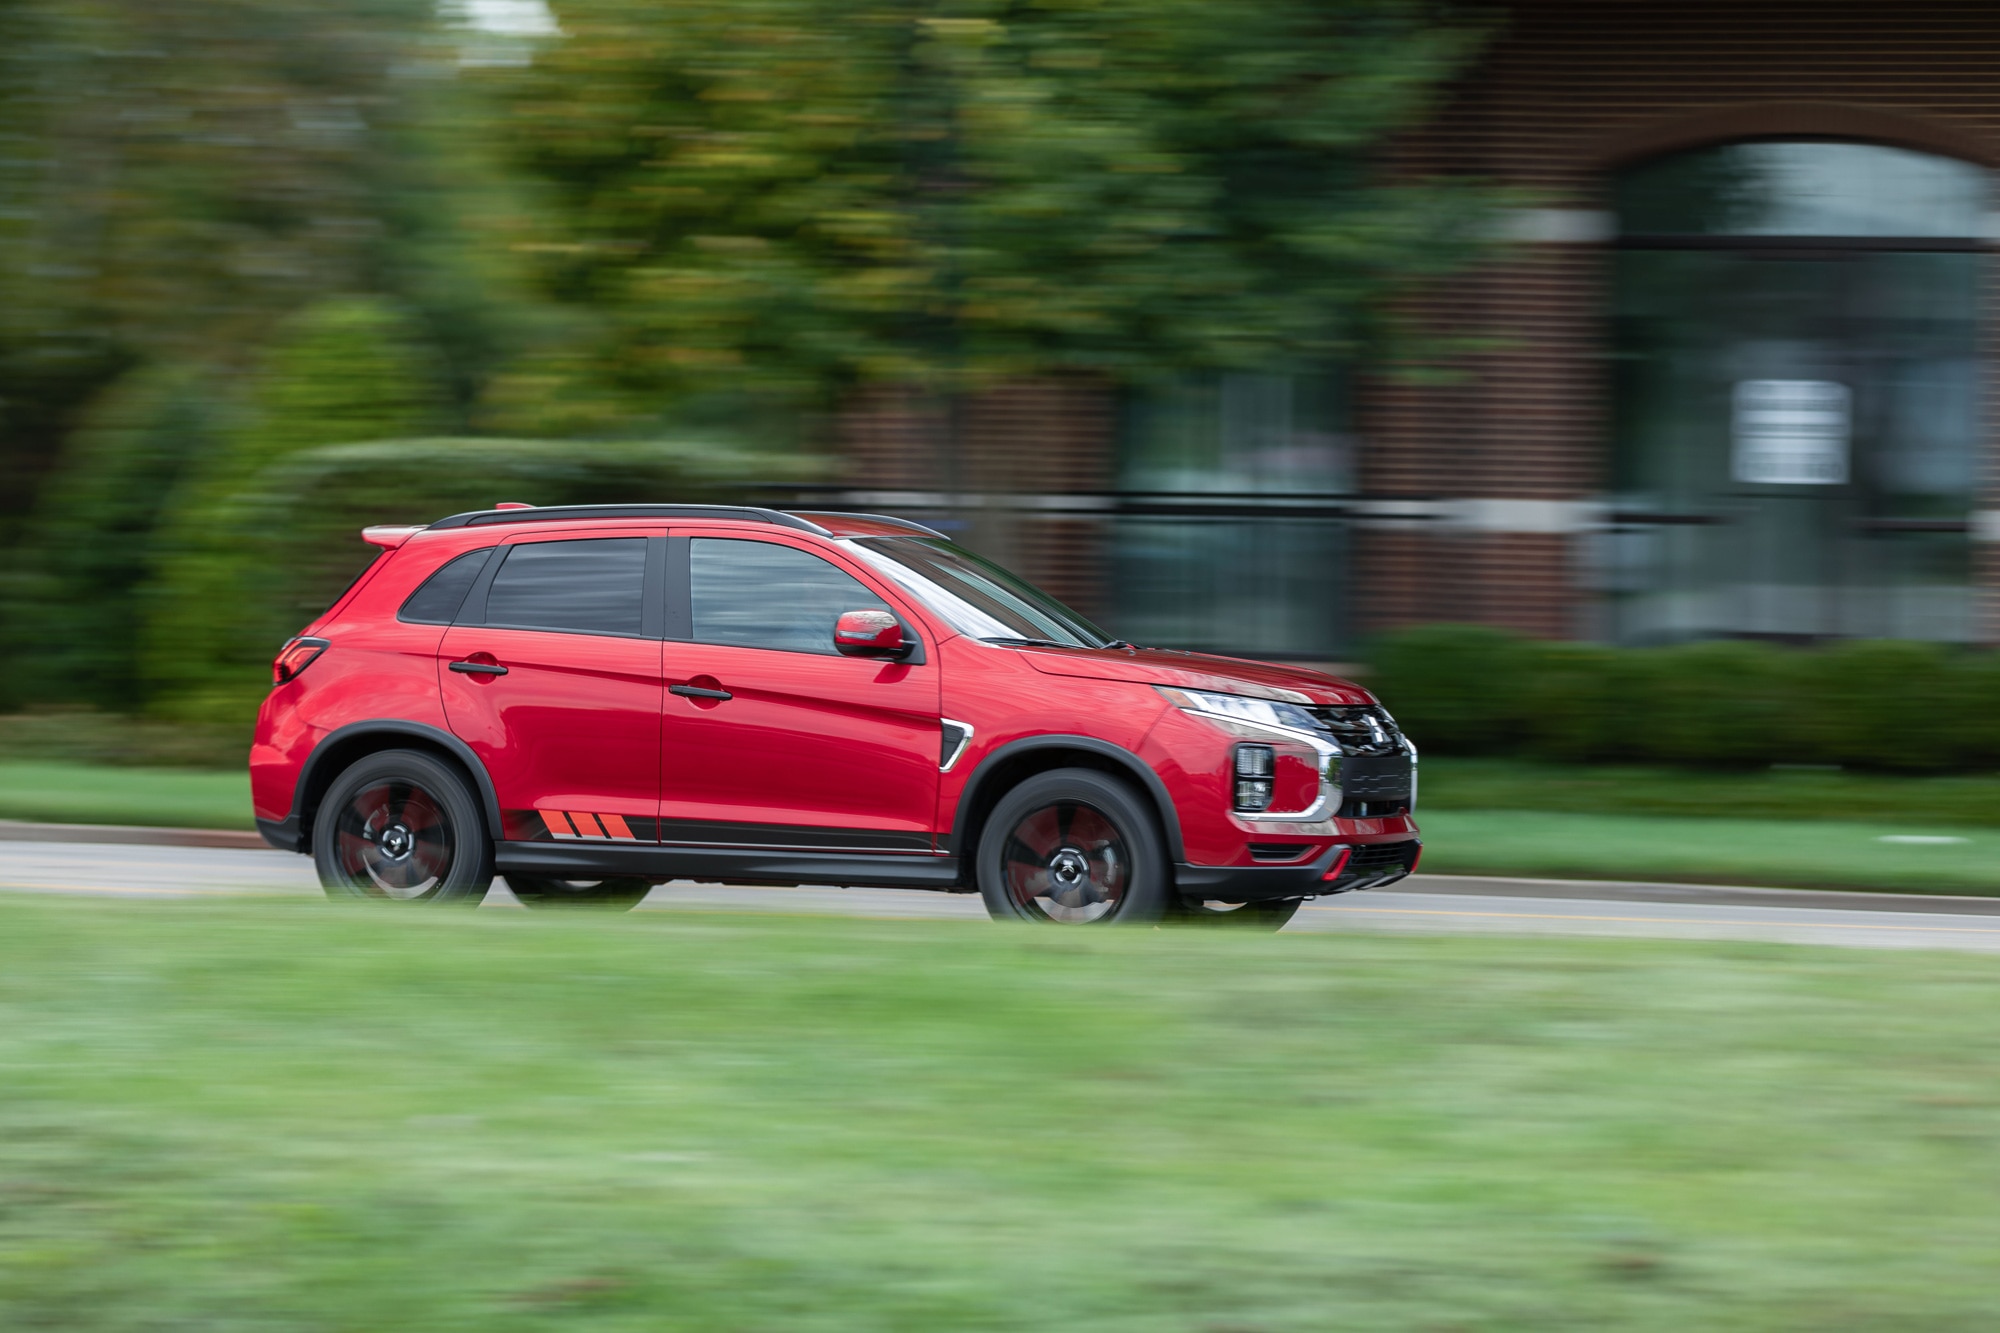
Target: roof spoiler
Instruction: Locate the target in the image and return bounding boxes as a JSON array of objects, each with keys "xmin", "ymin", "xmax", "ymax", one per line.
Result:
[{"xmin": 362, "ymin": 525, "xmax": 424, "ymax": 549}]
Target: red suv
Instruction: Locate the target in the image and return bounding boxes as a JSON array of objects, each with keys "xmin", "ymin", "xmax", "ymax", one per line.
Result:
[{"xmin": 253, "ymin": 505, "xmax": 1420, "ymax": 927}]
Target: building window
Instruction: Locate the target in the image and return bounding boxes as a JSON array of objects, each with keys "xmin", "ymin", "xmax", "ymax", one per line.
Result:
[
  {"xmin": 1110, "ymin": 374, "xmax": 1352, "ymax": 660},
  {"xmin": 1606, "ymin": 140, "xmax": 1989, "ymax": 643}
]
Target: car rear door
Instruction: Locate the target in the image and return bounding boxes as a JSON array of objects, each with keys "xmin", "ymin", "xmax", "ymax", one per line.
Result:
[
  {"xmin": 438, "ymin": 531, "xmax": 664, "ymax": 844},
  {"xmin": 657, "ymin": 533, "xmax": 941, "ymax": 852}
]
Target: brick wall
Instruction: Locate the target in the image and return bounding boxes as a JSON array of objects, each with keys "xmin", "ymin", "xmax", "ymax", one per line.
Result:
[{"xmin": 1362, "ymin": 0, "xmax": 2000, "ymax": 641}]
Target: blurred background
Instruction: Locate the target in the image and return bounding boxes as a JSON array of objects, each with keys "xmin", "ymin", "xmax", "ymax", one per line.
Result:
[{"xmin": 5, "ymin": 0, "xmax": 2000, "ymax": 858}]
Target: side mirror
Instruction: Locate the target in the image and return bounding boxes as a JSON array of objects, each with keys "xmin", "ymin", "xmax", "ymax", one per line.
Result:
[{"xmin": 834, "ymin": 608, "xmax": 911, "ymax": 659}]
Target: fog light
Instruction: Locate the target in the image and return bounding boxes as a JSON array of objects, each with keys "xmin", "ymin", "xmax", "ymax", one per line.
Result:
[{"xmin": 1233, "ymin": 745, "xmax": 1274, "ymax": 812}]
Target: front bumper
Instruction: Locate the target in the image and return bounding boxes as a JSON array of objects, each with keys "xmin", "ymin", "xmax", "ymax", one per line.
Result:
[{"xmin": 1174, "ymin": 837, "xmax": 1421, "ymax": 904}]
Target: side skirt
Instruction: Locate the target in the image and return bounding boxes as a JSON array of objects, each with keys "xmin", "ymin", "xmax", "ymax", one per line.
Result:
[{"xmin": 494, "ymin": 841, "xmax": 964, "ymax": 891}]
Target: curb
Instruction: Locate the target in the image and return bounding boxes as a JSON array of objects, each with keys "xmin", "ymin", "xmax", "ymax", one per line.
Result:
[
  {"xmin": 1397, "ymin": 873, "xmax": 2000, "ymax": 916},
  {"xmin": 0, "ymin": 819, "xmax": 268, "ymax": 851}
]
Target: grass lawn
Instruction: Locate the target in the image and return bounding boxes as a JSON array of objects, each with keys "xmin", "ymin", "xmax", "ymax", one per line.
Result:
[
  {"xmin": 1417, "ymin": 809, "xmax": 2000, "ymax": 894},
  {"xmin": 0, "ymin": 760, "xmax": 253, "ymax": 830},
  {"xmin": 4, "ymin": 898, "xmax": 2000, "ymax": 1329},
  {"xmin": 1422, "ymin": 756, "xmax": 2000, "ymax": 826}
]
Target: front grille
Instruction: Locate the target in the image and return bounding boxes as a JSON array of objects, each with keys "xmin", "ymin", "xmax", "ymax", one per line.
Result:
[{"xmin": 1303, "ymin": 704, "xmax": 1406, "ymax": 757}]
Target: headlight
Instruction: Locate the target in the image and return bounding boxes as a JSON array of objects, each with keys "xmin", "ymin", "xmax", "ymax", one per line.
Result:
[{"xmin": 1154, "ymin": 686, "xmax": 1322, "ymax": 736}]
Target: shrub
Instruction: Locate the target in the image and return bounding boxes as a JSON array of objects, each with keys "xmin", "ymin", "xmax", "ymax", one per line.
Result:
[
  {"xmin": 1628, "ymin": 640, "xmax": 1799, "ymax": 767},
  {"xmin": 1793, "ymin": 640, "xmax": 1969, "ymax": 771},
  {"xmin": 1367, "ymin": 625, "xmax": 2000, "ymax": 773},
  {"xmin": 1367, "ymin": 625, "xmax": 1533, "ymax": 754}
]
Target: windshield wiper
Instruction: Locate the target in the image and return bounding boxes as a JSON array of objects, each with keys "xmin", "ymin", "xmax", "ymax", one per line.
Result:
[{"xmin": 980, "ymin": 636, "xmax": 1080, "ymax": 649}]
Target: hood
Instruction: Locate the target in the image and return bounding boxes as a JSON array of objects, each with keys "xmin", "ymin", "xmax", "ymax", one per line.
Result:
[{"xmin": 1014, "ymin": 644, "xmax": 1375, "ymax": 706}]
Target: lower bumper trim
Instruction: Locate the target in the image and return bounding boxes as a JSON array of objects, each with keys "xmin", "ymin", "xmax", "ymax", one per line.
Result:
[{"xmin": 1174, "ymin": 837, "xmax": 1422, "ymax": 904}]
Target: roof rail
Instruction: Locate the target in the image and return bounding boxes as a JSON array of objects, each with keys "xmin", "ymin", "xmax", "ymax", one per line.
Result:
[
  {"xmin": 789, "ymin": 511, "xmax": 953, "ymax": 540},
  {"xmin": 427, "ymin": 504, "xmax": 832, "ymax": 534}
]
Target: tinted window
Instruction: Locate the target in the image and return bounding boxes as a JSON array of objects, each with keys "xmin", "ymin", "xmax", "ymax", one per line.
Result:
[
  {"xmin": 397, "ymin": 548, "xmax": 494, "ymax": 625},
  {"xmin": 691, "ymin": 538, "xmax": 889, "ymax": 654},
  {"xmin": 484, "ymin": 538, "xmax": 647, "ymax": 636}
]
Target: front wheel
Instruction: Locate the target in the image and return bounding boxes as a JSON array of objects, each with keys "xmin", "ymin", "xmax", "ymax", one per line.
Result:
[
  {"xmin": 312, "ymin": 749, "xmax": 493, "ymax": 904},
  {"xmin": 976, "ymin": 768, "xmax": 1171, "ymax": 925},
  {"xmin": 505, "ymin": 876, "xmax": 653, "ymax": 910}
]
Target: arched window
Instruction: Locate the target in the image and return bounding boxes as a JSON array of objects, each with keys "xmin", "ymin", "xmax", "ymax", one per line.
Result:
[{"xmin": 1607, "ymin": 140, "xmax": 1989, "ymax": 643}]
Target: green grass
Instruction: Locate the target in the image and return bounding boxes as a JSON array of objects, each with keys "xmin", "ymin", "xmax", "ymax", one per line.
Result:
[
  {"xmin": 5, "ymin": 898, "xmax": 2000, "ymax": 1329},
  {"xmin": 0, "ymin": 760, "xmax": 253, "ymax": 829},
  {"xmin": 1422, "ymin": 756, "xmax": 2000, "ymax": 826},
  {"xmin": 1418, "ymin": 809, "xmax": 2000, "ymax": 893}
]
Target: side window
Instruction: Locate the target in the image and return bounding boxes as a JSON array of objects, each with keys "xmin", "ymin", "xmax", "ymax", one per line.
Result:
[
  {"xmin": 398, "ymin": 548, "xmax": 495, "ymax": 625},
  {"xmin": 690, "ymin": 538, "xmax": 890, "ymax": 655},
  {"xmin": 483, "ymin": 538, "xmax": 647, "ymax": 636}
]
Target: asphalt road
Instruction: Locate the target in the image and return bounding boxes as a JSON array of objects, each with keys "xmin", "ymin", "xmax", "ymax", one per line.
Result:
[{"xmin": 9, "ymin": 836, "xmax": 2000, "ymax": 953}]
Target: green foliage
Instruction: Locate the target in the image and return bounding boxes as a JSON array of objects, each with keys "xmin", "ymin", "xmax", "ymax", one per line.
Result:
[
  {"xmin": 1367, "ymin": 624, "xmax": 1532, "ymax": 753},
  {"xmin": 140, "ymin": 299, "xmax": 449, "ymax": 721},
  {"xmin": 0, "ymin": 365, "xmax": 228, "ymax": 708},
  {"xmin": 0, "ymin": 0, "xmax": 452, "ymax": 523},
  {"xmin": 1370, "ymin": 625, "xmax": 2000, "ymax": 773},
  {"xmin": 492, "ymin": 0, "xmax": 1498, "ymax": 417}
]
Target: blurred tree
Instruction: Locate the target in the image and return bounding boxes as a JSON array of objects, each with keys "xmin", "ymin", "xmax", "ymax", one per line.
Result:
[
  {"xmin": 139, "ymin": 298, "xmax": 448, "ymax": 724},
  {"xmin": 0, "ymin": 365, "xmax": 229, "ymax": 710},
  {"xmin": 488, "ymin": 0, "xmax": 1497, "ymax": 425},
  {"xmin": 0, "ymin": 0, "xmax": 484, "ymax": 532}
]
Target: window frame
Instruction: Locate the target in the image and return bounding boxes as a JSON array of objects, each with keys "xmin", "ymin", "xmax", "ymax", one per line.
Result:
[
  {"xmin": 458, "ymin": 532, "xmax": 667, "ymax": 641},
  {"xmin": 669, "ymin": 531, "xmax": 928, "ymax": 663}
]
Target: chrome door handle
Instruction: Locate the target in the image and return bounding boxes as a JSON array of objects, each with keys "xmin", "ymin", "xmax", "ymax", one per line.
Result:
[
  {"xmin": 449, "ymin": 661, "xmax": 509, "ymax": 676},
  {"xmin": 669, "ymin": 683, "xmax": 732, "ymax": 701}
]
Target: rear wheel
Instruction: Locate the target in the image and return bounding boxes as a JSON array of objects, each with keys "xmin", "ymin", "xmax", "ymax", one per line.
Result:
[
  {"xmin": 976, "ymin": 768, "xmax": 1170, "ymax": 925},
  {"xmin": 504, "ymin": 876, "xmax": 653, "ymax": 910},
  {"xmin": 1169, "ymin": 897, "xmax": 1303, "ymax": 931},
  {"xmin": 312, "ymin": 749, "xmax": 493, "ymax": 904}
]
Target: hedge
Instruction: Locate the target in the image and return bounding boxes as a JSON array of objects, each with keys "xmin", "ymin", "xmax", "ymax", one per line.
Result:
[{"xmin": 1368, "ymin": 625, "xmax": 2000, "ymax": 773}]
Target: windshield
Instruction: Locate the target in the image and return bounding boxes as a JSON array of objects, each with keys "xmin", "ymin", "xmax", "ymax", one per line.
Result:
[{"xmin": 848, "ymin": 536, "xmax": 1116, "ymax": 649}]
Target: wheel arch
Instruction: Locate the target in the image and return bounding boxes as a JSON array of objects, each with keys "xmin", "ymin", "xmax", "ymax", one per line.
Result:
[
  {"xmin": 947, "ymin": 735, "xmax": 1185, "ymax": 868},
  {"xmin": 291, "ymin": 721, "xmax": 501, "ymax": 851}
]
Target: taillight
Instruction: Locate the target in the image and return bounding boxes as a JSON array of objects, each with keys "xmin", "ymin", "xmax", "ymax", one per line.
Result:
[{"xmin": 273, "ymin": 636, "xmax": 330, "ymax": 684}]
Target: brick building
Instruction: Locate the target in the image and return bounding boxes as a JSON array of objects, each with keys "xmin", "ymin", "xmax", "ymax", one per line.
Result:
[{"xmin": 817, "ymin": 0, "xmax": 2000, "ymax": 662}]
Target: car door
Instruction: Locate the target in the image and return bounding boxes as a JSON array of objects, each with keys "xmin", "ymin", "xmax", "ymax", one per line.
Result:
[
  {"xmin": 657, "ymin": 533, "xmax": 942, "ymax": 852},
  {"xmin": 438, "ymin": 531, "xmax": 665, "ymax": 844}
]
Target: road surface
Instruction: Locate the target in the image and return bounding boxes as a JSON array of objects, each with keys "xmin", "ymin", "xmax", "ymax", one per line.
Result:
[{"xmin": 8, "ymin": 835, "xmax": 2000, "ymax": 953}]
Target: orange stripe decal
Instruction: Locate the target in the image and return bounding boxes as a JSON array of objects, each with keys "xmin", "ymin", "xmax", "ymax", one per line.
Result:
[
  {"xmin": 599, "ymin": 813, "xmax": 635, "ymax": 841},
  {"xmin": 570, "ymin": 811, "xmax": 607, "ymax": 839},
  {"xmin": 543, "ymin": 810, "xmax": 577, "ymax": 839}
]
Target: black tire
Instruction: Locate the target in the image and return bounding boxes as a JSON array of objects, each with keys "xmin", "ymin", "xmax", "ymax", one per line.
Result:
[
  {"xmin": 976, "ymin": 768, "xmax": 1171, "ymax": 925},
  {"xmin": 505, "ymin": 875, "xmax": 654, "ymax": 910},
  {"xmin": 312, "ymin": 748, "xmax": 493, "ymax": 904},
  {"xmin": 1169, "ymin": 897, "xmax": 1303, "ymax": 931}
]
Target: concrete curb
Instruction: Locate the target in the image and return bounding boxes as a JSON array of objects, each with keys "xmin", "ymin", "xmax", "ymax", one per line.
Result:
[{"xmin": 0, "ymin": 819, "xmax": 267, "ymax": 851}]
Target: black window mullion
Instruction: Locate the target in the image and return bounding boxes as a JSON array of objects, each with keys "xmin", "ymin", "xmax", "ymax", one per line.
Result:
[
  {"xmin": 459, "ymin": 543, "xmax": 511, "ymax": 625},
  {"xmin": 664, "ymin": 536, "xmax": 693, "ymax": 641},
  {"xmin": 642, "ymin": 537, "xmax": 668, "ymax": 640}
]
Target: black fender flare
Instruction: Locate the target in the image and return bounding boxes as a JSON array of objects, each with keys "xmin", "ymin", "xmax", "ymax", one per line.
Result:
[
  {"xmin": 946, "ymin": 734, "xmax": 1185, "ymax": 862},
  {"xmin": 286, "ymin": 720, "xmax": 503, "ymax": 849}
]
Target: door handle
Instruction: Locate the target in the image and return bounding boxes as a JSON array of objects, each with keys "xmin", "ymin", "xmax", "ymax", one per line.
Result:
[
  {"xmin": 669, "ymin": 683, "xmax": 732, "ymax": 701},
  {"xmin": 450, "ymin": 660, "xmax": 509, "ymax": 676}
]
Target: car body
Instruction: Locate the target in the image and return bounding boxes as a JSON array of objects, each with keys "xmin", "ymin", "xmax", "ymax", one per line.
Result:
[{"xmin": 252, "ymin": 504, "xmax": 1420, "ymax": 923}]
